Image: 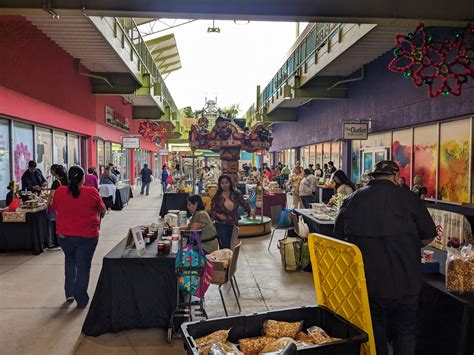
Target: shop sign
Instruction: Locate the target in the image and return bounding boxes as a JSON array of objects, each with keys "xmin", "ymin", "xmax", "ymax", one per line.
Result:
[
  {"xmin": 428, "ymin": 208, "xmax": 473, "ymax": 250},
  {"xmin": 159, "ymin": 149, "xmax": 169, "ymax": 156},
  {"xmin": 122, "ymin": 136, "xmax": 140, "ymax": 149},
  {"xmin": 105, "ymin": 106, "xmax": 130, "ymax": 132},
  {"xmin": 342, "ymin": 123, "xmax": 368, "ymax": 140}
]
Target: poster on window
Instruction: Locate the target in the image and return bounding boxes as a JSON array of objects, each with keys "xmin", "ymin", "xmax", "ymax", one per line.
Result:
[
  {"xmin": 53, "ymin": 131, "xmax": 67, "ymax": 167},
  {"xmin": 36, "ymin": 128, "xmax": 53, "ymax": 178},
  {"xmin": 413, "ymin": 125, "xmax": 437, "ymax": 199},
  {"xmin": 0, "ymin": 120, "xmax": 11, "ymax": 199},
  {"xmin": 13, "ymin": 123, "xmax": 33, "ymax": 184},
  {"xmin": 392, "ymin": 129, "xmax": 412, "ymax": 187},
  {"xmin": 68, "ymin": 134, "xmax": 80, "ymax": 167}
]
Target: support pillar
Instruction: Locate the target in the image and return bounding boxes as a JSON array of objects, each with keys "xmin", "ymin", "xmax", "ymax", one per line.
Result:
[{"xmin": 130, "ymin": 149, "xmax": 136, "ymax": 186}]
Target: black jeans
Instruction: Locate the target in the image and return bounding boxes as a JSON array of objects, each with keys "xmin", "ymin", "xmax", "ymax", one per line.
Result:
[
  {"xmin": 215, "ymin": 223, "xmax": 234, "ymax": 249},
  {"xmin": 369, "ymin": 296, "xmax": 418, "ymax": 355}
]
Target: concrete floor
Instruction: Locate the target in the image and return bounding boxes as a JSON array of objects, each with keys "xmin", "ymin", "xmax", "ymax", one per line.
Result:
[{"xmin": 0, "ymin": 182, "xmax": 316, "ymax": 355}]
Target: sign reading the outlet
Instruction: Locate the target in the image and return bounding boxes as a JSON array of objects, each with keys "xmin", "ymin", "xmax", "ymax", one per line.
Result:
[
  {"xmin": 122, "ymin": 136, "xmax": 140, "ymax": 149},
  {"xmin": 342, "ymin": 123, "xmax": 368, "ymax": 140}
]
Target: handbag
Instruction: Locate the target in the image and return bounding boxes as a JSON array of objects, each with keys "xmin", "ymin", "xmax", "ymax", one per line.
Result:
[
  {"xmin": 175, "ymin": 231, "xmax": 214, "ymax": 297},
  {"xmin": 297, "ymin": 216, "xmax": 310, "ymax": 239}
]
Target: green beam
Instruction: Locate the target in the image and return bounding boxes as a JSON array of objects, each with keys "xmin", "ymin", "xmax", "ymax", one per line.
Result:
[
  {"xmin": 132, "ymin": 106, "xmax": 164, "ymax": 119},
  {"xmin": 264, "ymin": 108, "xmax": 298, "ymax": 122}
]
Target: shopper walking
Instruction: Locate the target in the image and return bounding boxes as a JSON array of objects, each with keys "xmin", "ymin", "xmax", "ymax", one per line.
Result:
[
  {"xmin": 52, "ymin": 166, "xmax": 106, "ymax": 309},
  {"xmin": 140, "ymin": 163, "xmax": 153, "ymax": 196},
  {"xmin": 84, "ymin": 167, "xmax": 99, "ymax": 189},
  {"xmin": 299, "ymin": 168, "xmax": 317, "ymax": 208},
  {"xmin": 287, "ymin": 166, "xmax": 304, "ymax": 209},
  {"xmin": 161, "ymin": 164, "xmax": 169, "ymax": 194},
  {"xmin": 99, "ymin": 166, "xmax": 117, "ymax": 211},
  {"xmin": 211, "ymin": 174, "xmax": 251, "ymax": 249},
  {"xmin": 334, "ymin": 161, "xmax": 436, "ymax": 355},
  {"xmin": 47, "ymin": 164, "xmax": 68, "ymax": 250}
]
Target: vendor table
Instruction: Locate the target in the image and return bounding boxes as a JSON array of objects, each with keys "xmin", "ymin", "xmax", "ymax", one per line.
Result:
[
  {"xmin": 417, "ymin": 273, "xmax": 474, "ymax": 355},
  {"xmin": 111, "ymin": 184, "xmax": 133, "ymax": 211},
  {"xmin": 159, "ymin": 192, "xmax": 189, "ymax": 217},
  {"xmin": 426, "ymin": 201, "xmax": 474, "ymax": 229},
  {"xmin": 257, "ymin": 192, "xmax": 287, "ymax": 218},
  {"xmin": 82, "ymin": 237, "xmax": 177, "ymax": 337},
  {"xmin": 294, "ymin": 209, "xmax": 335, "ymax": 237},
  {"xmin": 315, "ymin": 186, "xmax": 334, "ymax": 204},
  {"xmin": 0, "ymin": 209, "xmax": 48, "ymax": 255}
]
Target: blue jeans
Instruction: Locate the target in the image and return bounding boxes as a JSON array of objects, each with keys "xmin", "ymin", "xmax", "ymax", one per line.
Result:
[
  {"xmin": 59, "ymin": 236, "xmax": 98, "ymax": 307},
  {"xmin": 141, "ymin": 182, "xmax": 150, "ymax": 195},
  {"xmin": 162, "ymin": 182, "xmax": 167, "ymax": 194},
  {"xmin": 215, "ymin": 223, "xmax": 234, "ymax": 249}
]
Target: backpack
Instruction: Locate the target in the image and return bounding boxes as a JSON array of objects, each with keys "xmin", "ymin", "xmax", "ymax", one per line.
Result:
[{"xmin": 278, "ymin": 237, "xmax": 303, "ymax": 272}]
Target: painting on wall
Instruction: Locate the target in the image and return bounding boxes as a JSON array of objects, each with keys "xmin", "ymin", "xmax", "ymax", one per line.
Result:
[
  {"xmin": 392, "ymin": 129, "xmax": 412, "ymax": 186},
  {"xmin": 439, "ymin": 119, "xmax": 470, "ymax": 203},
  {"xmin": 351, "ymin": 140, "xmax": 360, "ymax": 183},
  {"xmin": 413, "ymin": 125, "xmax": 438, "ymax": 199}
]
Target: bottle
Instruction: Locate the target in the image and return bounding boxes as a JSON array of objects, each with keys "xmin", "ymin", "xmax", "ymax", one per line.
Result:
[{"xmin": 171, "ymin": 236, "xmax": 179, "ymax": 254}]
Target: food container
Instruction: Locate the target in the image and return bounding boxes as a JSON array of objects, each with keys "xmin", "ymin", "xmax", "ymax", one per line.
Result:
[
  {"xmin": 162, "ymin": 240, "xmax": 171, "ymax": 255},
  {"xmin": 181, "ymin": 306, "xmax": 368, "ymax": 354},
  {"xmin": 157, "ymin": 241, "xmax": 166, "ymax": 255}
]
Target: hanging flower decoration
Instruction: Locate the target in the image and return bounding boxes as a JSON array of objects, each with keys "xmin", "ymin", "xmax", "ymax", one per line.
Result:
[
  {"xmin": 388, "ymin": 23, "xmax": 473, "ymax": 97},
  {"xmin": 198, "ymin": 115, "xmax": 209, "ymax": 131},
  {"xmin": 138, "ymin": 121, "xmax": 174, "ymax": 146}
]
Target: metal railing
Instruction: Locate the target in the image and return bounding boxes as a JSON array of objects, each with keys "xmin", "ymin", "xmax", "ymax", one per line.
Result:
[
  {"xmin": 259, "ymin": 23, "xmax": 344, "ymax": 109},
  {"xmin": 111, "ymin": 17, "xmax": 179, "ymax": 115}
]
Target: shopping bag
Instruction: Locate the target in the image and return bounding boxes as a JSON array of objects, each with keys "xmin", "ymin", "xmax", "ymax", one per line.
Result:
[
  {"xmin": 166, "ymin": 175, "xmax": 174, "ymax": 185},
  {"xmin": 278, "ymin": 237, "xmax": 303, "ymax": 271},
  {"xmin": 175, "ymin": 231, "xmax": 214, "ymax": 296},
  {"xmin": 277, "ymin": 209, "xmax": 294, "ymax": 228},
  {"xmin": 299, "ymin": 242, "xmax": 311, "ymax": 271},
  {"xmin": 298, "ymin": 216, "xmax": 309, "ymax": 239}
]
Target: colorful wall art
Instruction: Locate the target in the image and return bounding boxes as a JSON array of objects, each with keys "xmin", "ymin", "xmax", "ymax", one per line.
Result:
[
  {"xmin": 392, "ymin": 129, "xmax": 412, "ymax": 186},
  {"xmin": 413, "ymin": 125, "xmax": 438, "ymax": 199}
]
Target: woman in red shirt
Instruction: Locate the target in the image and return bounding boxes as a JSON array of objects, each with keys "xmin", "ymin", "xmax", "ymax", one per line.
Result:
[{"xmin": 52, "ymin": 166, "xmax": 105, "ymax": 309}]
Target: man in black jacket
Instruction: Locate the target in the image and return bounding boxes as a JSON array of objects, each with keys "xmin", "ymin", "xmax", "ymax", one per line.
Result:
[
  {"xmin": 334, "ymin": 160, "xmax": 436, "ymax": 355},
  {"xmin": 21, "ymin": 160, "xmax": 47, "ymax": 193},
  {"xmin": 140, "ymin": 164, "xmax": 153, "ymax": 196}
]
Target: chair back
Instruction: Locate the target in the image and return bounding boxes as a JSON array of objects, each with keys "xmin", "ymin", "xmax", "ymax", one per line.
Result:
[
  {"xmin": 230, "ymin": 225, "xmax": 240, "ymax": 251},
  {"xmin": 227, "ymin": 242, "xmax": 241, "ymax": 280},
  {"xmin": 271, "ymin": 205, "xmax": 282, "ymax": 228}
]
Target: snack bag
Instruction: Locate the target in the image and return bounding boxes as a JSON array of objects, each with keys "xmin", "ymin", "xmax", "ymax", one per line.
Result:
[
  {"xmin": 260, "ymin": 337, "xmax": 295, "ymax": 353},
  {"xmin": 263, "ymin": 320, "xmax": 303, "ymax": 339},
  {"xmin": 295, "ymin": 331, "xmax": 315, "ymax": 345},
  {"xmin": 195, "ymin": 330, "xmax": 231, "ymax": 353},
  {"xmin": 307, "ymin": 326, "xmax": 332, "ymax": 345},
  {"xmin": 461, "ymin": 245, "xmax": 474, "ymax": 292},
  {"xmin": 446, "ymin": 247, "xmax": 464, "ymax": 293},
  {"xmin": 209, "ymin": 342, "xmax": 243, "ymax": 355},
  {"xmin": 238, "ymin": 336, "xmax": 275, "ymax": 354}
]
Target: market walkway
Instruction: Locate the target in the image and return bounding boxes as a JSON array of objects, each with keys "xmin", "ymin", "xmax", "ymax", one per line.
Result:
[{"xmin": 0, "ymin": 182, "xmax": 315, "ymax": 354}]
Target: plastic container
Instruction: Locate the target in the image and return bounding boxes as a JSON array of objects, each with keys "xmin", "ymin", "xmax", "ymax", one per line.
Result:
[
  {"xmin": 178, "ymin": 211, "xmax": 188, "ymax": 227},
  {"xmin": 181, "ymin": 305, "xmax": 368, "ymax": 354},
  {"xmin": 171, "ymin": 236, "xmax": 179, "ymax": 254}
]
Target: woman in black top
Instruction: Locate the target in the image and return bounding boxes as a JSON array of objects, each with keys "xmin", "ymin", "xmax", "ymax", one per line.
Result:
[{"xmin": 48, "ymin": 165, "xmax": 68, "ymax": 250}]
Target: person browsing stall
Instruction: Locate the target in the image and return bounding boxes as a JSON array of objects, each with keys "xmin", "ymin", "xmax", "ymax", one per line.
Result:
[
  {"xmin": 211, "ymin": 175, "xmax": 251, "ymax": 249},
  {"xmin": 286, "ymin": 166, "xmax": 305, "ymax": 209},
  {"xmin": 21, "ymin": 160, "xmax": 47, "ymax": 193},
  {"xmin": 331, "ymin": 170, "xmax": 356, "ymax": 196},
  {"xmin": 48, "ymin": 164, "xmax": 69, "ymax": 250},
  {"xmin": 412, "ymin": 175, "xmax": 428, "ymax": 200},
  {"xmin": 299, "ymin": 168, "xmax": 317, "ymax": 208},
  {"xmin": 140, "ymin": 163, "xmax": 153, "ymax": 196},
  {"xmin": 181, "ymin": 195, "xmax": 219, "ymax": 254},
  {"xmin": 334, "ymin": 160, "xmax": 436, "ymax": 355},
  {"xmin": 52, "ymin": 166, "xmax": 106, "ymax": 309}
]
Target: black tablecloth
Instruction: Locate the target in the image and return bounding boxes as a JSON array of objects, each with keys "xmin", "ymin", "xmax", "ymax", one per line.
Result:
[
  {"xmin": 82, "ymin": 237, "xmax": 177, "ymax": 336},
  {"xmin": 0, "ymin": 209, "xmax": 49, "ymax": 255},
  {"xmin": 417, "ymin": 273, "xmax": 474, "ymax": 355},
  {"xmin": 294, "ymin": 209, "xmax": 335, "ymax": 237},
  {"xmin": 316, "ymin": 186, "xmax": 334, "ymax": 204},
  {"xmin": 111, "ymin": 184, "xmax": 133, "ymax": 211},
  {"xmin": 159, "ymin": 192, "xmax": 189, "ymax": 217}
]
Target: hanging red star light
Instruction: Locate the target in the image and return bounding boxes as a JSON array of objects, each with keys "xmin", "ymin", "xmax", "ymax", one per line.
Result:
[{"xmin": 388, "ymin": 23, "xmax": 473, "ymax": 97}]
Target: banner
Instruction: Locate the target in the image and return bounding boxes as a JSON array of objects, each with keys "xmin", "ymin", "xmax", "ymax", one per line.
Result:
[{"xmin": 428, "ymin": 208, "xmax": 473, "ymax": 250}]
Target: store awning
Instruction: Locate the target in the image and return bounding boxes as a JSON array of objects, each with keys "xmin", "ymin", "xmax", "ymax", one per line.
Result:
[{"xmin": 146, "ymin": 34, "xmax": 182, "ymax": 75}]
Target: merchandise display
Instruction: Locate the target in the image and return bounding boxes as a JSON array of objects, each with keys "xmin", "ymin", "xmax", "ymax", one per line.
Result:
[{"xmin": 446, "ymin": 245, "xmax": 474, "ymax": 293}]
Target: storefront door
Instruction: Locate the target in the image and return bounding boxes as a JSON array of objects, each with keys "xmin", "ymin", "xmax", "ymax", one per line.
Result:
[{"xmin": 360, "ymin": 147, "xmax": 390, "ymax": 180}]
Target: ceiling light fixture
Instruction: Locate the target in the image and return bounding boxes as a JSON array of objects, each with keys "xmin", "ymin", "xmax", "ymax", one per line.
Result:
[{"xmin": 207, "ymin": 20, "xmax": 220, "ymax": 33}]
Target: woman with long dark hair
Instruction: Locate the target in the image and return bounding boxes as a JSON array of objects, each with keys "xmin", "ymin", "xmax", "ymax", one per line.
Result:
[
  {"xmin": 331, "ymin": 170, "xmax": 356, "ymax": 196},
  {"xmin": 52, "ymin": 166, "xmax": 105, "ymax": 309},
  {"xmin": 211, "ymin": 175, "xmax": 251, "ymax": 248},
  {"xmin": 181, "ymin": 195, "xmax": 218, "ymax": 254},
  {"xmin": 47, "ymin": 164, "xmax": 69, "ymax": 250}
]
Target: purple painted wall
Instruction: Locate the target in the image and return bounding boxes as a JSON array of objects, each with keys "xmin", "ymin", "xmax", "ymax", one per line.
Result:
[{"xmin": 271, "ymin": 50, "xmax": 474, "ymax": 151}]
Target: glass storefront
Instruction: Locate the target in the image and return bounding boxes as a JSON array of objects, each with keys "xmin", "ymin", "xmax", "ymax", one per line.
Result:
[
  {"xmin": 13, "ymin": 122, "xmax": 33, "ymax": 183},
  {"xmin": 54, "ymin": 131, "xmax": 67, "ymax": 168},
  {"xmin": 36, "ymin": 127, "xmax": 53, "ymax": 177},
  {"xmin": 67, "ymin": 134, "xmax": 80, "ymax": 167},
  {"xmin": 112, "ymin": 143, "xmax": 129, "ymax": 182},
  {"xmin": 0, "ymin": 120, "xmax": 10, "ymax": 199}
]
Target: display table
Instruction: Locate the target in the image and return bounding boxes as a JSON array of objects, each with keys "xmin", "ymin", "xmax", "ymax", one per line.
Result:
[
  {"xmin": 0, "ymin": 209, "xmax": 49, "ymax": 255},
  {"xmin": 82, "ymin": 237, "xmax": 177, "ymax": 337},
  {"xmin": 294, "ymin": 209, "xmax": 335, "ymax": 237},
  {"xmin": 238, "ymin": 216, "xmax": 272, "ymax": 237},
  {"xmin": 257, "ymin": 192, "xmax": 287, "ymax": 218},
  {"xmin": 417, "ymin": 273, "xmax": 474, "ymax": 355},
  {"xmin": 315, "ymin": 186, "xmax": 334, "ymax": 204},
  {"xmin": 159, "ymin": 192, "xmax": 189, "ymax": 217},
  {"xmin": 111, "ymin": 184, "xmax": 133, "ymax": 211}
]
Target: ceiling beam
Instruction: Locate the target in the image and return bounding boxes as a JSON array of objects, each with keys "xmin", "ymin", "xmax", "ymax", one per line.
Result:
[
  {"xmin": 264, "ymin": 108, "xmax": 298, "ymax": 122},
  {"xmin": 132, "ymin": 106, "xmax": 164, "ymax": 119},
  {"xmin": 2, "ymin": 0, "xmax": 471, "ymax": 22},
  {"xmin": 91, "ymin": 72, "xmax": 141, "ymax": 95}
]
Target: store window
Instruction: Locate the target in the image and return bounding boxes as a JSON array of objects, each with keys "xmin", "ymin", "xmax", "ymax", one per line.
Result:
[
  {"xmin": 392, "ymin": 129, "xmax": 413, "ymax": 187},
  {"xmin": 331, "ymin": 142, "xmax": 341, "ymax": 169},
  {"xmin": 67, "ymin": 134, "xmax": 80, "ymax": 167},
  {"xmin": 112, "ymin": 143, "xmax": 127, "ymax": 181},
  {"xmin": 439, "ymin": 119, "xmax": 470, "ymax": 203},
  {"xmin": 0, "ymin": 119, "xmax": 11, "ymax": 199},
  {"xmin": 13, "ymin": 122, "xmax": 33, "ymax": 184},
  {"xmin": 309, "ymin": 145, "xmax": 316, "ymax": 166},
  {"xmin": 351, "ymin": 140, "xmax": 360, "ymax": 183},
  {"xmin": 315, "ymin": 144, "xmax": 323, "ymax": 167},
  {"xmin": 35, "ymin": 128, "xmax": 53, "ymax": 179},
  {"xmin": 413, "ymin": 125, "xmax": 438, "ymax": 199},
  {"xmin": 53, "ymin": 131, "xmax": 67, "ymax": 168},
  {"xmin": 105, "ymin": 141, "xmax": 112, "ymax": 165},
  {"xmin": 301, "ymin": 146, "xmax": 310, "ymax": 167},
  {"xmin": 323, "ymin": 143, "xmax": 331, "ymax": 166},
  {"xmin": 97, "ymin": 140, "xmax": 105, "ymax": 175}
]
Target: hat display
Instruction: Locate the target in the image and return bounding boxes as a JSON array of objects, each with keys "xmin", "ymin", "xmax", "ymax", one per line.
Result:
[{"xmin": 368, "ymin": 160, "xmax": 400, "ymax": 176}]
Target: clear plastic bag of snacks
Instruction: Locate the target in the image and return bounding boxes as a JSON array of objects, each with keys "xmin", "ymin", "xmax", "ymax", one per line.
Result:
[
  {"xmin": 195, "ymin": 329, "xmax": 231, "ymax": 353},
  {"xmin": 294, "ymin": 331, "xmax": 315, "ymax": 346},
  {"xmin": 307, "ymin": 326, "xmax": 332, "ymax": 345},
  {"xmin": 446, "ymin": 247, "xmax": 465, "ymax": 293},
  {"xmin": 209, "ymin": 342, "xmax": 243, "ymax": 355},
  {"xmin": 238, "ymin": 336, "xmax": 275, "ymax": 353},
  {"xmin": 260, "ymin": 337, "xmax": 296, "ymax": 353},
  {"xmin": 262, "ymin": 320, "xmax": 303, "ymax": 339},
  {"xmin": 461, "ymin": 245, "xmax": 474, "ymax": 292}
]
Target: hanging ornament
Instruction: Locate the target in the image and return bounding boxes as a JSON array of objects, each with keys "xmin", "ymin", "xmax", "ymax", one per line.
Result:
[
  {"xmin": 198, "ymin": 115, "xmax": 209, "ymax": 131},
  {"xmin": 138, "ymin": 121, "xmax": 174, "ymax": 145},
  {"xmin": 388, "ymin": 23, "xmax": 473, "ymax": 97}
]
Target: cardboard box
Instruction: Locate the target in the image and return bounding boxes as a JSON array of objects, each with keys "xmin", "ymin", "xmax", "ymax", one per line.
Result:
[{"xmin": 211, "ymin": 260, "xmax": 228, "ymax": 284}]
